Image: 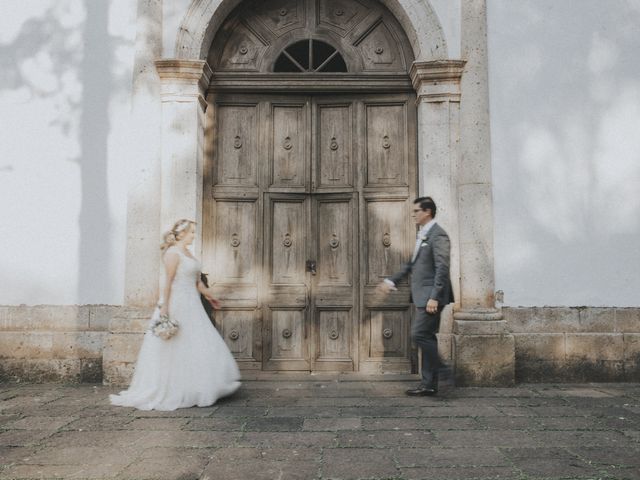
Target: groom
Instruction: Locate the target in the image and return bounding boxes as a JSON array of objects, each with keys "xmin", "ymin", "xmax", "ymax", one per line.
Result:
[{"xmin": 377, "ymin": 197, "xmax": 454, "ymax": 396}]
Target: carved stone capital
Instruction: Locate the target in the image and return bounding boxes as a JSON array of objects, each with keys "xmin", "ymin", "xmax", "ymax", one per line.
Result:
[
  {"xmin": 409, "ymin": 60, "xmax": 466, "ymax": 103},
  {"xmin": 155, "ymin": 59, "xmax": 213, "ymax": 109}
]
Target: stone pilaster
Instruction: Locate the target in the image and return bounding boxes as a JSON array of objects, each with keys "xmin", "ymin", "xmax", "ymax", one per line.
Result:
[
  {"xmin": 410, "ymin": 60, "xmax": 464, "ymax": 363},
  {"xmin": 454, "ymin": 0, "xmax": 514, "ymax": 386},
  {"xmin": 155, "ymin": 59, "xmax": 212, "ymax": 254},
  {"xmin": 105, "ymin": 59, "xmax": 212, "ymax": 386}
]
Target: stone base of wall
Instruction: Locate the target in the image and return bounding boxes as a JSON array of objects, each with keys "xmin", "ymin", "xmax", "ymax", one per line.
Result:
[
  {"xmin": 504, "ymin": 307, "xmax": 640, "ymax": 383},
  {"xmin": 103, "ymin": 307, "xmax": 150, "ymax": 385},
  {"xmin": 1, "ymin": 305, "xmax": 638, "ymax": 384},
  {"xmin": 0, "ymin": 305, "xmax": 119, "ymax": 383}
]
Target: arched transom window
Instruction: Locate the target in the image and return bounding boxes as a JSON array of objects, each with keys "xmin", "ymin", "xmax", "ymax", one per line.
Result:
[{"xmin": 274, "ymin": 39, "xmax": 348, "ymax": 73}]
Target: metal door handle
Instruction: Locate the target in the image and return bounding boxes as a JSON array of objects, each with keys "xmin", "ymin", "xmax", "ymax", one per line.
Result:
[{"xmin": 305, "ymin": 260, "xmax": 317, "ymax": 275}]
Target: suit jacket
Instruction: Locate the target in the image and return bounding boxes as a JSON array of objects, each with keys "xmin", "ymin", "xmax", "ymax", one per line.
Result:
[{"xmin": 388, "ymin": 222, "xmax": 454, "ymax": 308}]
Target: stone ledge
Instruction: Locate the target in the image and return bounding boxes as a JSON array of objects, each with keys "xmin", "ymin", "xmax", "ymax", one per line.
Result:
[
  {"xmin": 504, "ymin": 307, "xmax": 640, "ymax": 334},
  {"xmin": 0, "ymin": 305, "xmax": 119, "ymax": 332}
]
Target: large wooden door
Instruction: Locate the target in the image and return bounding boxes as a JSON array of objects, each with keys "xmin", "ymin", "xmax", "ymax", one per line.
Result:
[{"xmin": 204, "ymin": 93, "xmax": 416, "ymax": 373}]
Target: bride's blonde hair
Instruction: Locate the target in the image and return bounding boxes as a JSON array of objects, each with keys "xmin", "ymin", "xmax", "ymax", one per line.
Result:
[{"xmin": 160, "ymin": 219, "xmax": 195, "ymax": 251}]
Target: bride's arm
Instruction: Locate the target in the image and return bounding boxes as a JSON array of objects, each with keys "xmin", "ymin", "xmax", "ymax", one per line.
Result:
[
  {"xmin": 197, "ymin": 281, "xmax": 221, "ymax": 310},
  {"xmin": 160, "ymin": 251, "xmax": 179, "ymax": 316}
]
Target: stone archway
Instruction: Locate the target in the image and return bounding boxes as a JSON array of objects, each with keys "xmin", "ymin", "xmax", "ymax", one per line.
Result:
[{"xmin": 174, "ymin": 0, "xmax": 449, "ymax": 62}]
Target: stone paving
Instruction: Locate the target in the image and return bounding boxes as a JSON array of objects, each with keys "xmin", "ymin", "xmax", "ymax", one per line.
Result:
[{"xmin": 1, "ymin": 378, "xmax": 639, "ymax": 480}]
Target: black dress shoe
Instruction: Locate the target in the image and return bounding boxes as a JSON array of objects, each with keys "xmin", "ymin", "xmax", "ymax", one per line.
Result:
[{"xmin": 405, "ymin": 384, "xmax": 438, "ymax": 396}]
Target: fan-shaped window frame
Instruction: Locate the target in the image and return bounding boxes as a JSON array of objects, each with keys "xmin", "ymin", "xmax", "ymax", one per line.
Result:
[{"xmin": 273, "ymin": 38, "xmax": 348, "ymax": 73}]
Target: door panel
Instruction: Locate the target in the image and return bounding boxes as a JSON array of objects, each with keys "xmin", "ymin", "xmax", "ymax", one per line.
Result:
[
  {"xmin": 364, "ymin": 199, "xmax": 410, "ymax": 286},
  {"xmin": 270, "ymin": 101, "xmax": 309, "ymax": 189},
  {"xmin": 315, "ymin": 197, "xmax": 353, "ymax": 286},
  {"xmin": 269, "ymin": 197, "xmax": 307, "ymax": 285},
  {"xmin": 265, "ymin": 308, "xmax": 309, "ymax": 370},
  {"xmin": 315, "ymin": 103, "xmax": 353, "ymax": 189},
  {"xmin": 315, "ymin": 308, "xmax": 353, "ymax": 370},
  {"xmin": 368, "ymin": 309, "xmax": 410, "ymax": 358},
  {"xmin": 213, "ymin": 200, "xmax": 257, "ymax": 284},
  {"xmin": 216, "ymin": 104, "xmax": 259, "ymax": 186},
  {"xmin": 218, "ymin": 309, "xmax": 261, "ymax": 369},
  {"xmin": 365, "ymin": 103, "xmax": 407, "ymax": 187}
]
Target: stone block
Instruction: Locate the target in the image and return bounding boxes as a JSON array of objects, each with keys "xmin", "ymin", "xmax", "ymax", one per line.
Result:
[
  {"xmin": 515, "ymin": 360, "xmax": 571, "ymax": 383},
  {"xmin": 437, "ymin": 333, "xmax": 453, "ymax": 362},
  {"xmin": 616, "ymin": 308, "xmax": 640, "ymax": 333},
  {"xmin": 505, "ymin": 307, "xmax": 579, "ymax": 334},
  {"xmin": 80, "ymin": 358, "xmax": 103, "ymax": 383},
  {"xmin": 109, "ymin": 307, "xmax": 152, "ymax": 333},
  {"xmin": 0, "ymin": 306, "xmax": 90, "ymax": 331},
  {"xmin": 0, "ymin": 359, "xmax": 82, "ymax": 383},
  {"xmin": 51, "ymin": 332, "xmax": 106, "ymax": 359},
  {"xmin": 455, "ymin": 334, "xmax": 515, "ymax": 365},
  {"xmin": 454, "ymin": 319, "xmax": 509, "ymax": 335},
  {"xmin": 102, "ymin": 361, "xmax": 135, "ymax": 386},
  {"xmin": 103, "ymin": 333, "xmax": 144, "ymax": 364},
  {"xmin": 561, "ymin": 359, "xmax": 625, "ymax": 382},
  {"xmin": 322, "ymin": 448, "xmax": 397, "ymax": 479},
  {"xmin": 454, "ymin": 334, "xmax": 515, "ymax": 386},
  {"xmin": 0, "ymin": 332, "xmax": 54, "ymax": 359},
  {"xmin": 577, "ymin": 307, "xmax": 615, "ymax": 333},
  {"xmin": 89, "ymin": 306, "xmax": 121, "ymax": 331},
  {"xmin": 514, "ymin": 333, "xmax": 565, "ymax": 362},
  {"xmin": 565, "ymin": 333, "xmax": 623, "ymax": 361},
  {"xmin": 624, "ymin": 333, "xmax": 640, "ymax": 381}
]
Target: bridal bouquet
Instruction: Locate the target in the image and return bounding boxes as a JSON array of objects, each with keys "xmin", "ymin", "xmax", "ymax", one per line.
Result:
[{"xmin": 150, "ymin": 309, "xmax": 179, "ymax": 340}]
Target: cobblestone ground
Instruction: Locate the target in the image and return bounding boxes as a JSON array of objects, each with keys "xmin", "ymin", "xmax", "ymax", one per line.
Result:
[{"xmin": 1, "ymin": 379, "xmax": 639, "ymax": 480}]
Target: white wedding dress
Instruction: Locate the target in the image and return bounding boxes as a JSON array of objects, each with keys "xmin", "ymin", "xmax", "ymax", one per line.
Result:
[{"xmin": 110, "ymin": 246, "xmax": 241, "ymax": 410}]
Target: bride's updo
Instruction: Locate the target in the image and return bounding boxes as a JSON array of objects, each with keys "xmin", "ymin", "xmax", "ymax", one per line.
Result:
[{"xmin": 160, "ymin": 219, "xmax": 195, "ymax": 251}]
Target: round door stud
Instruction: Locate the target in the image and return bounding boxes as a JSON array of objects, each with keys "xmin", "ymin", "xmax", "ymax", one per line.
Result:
[
  {"xmin": 229, "ymin": 330, "xmax": 240, "ymax": 341},
  {"xmin": 329, "ymin": 329, "xmax": 339, "ymax": 340},
  {"xmin": 382, "ymin": 328, "xmax": 393, "ymax": 339},
  {"xmin": 282, "ymin": 328, "xmax": 292, "ymax": 339}
]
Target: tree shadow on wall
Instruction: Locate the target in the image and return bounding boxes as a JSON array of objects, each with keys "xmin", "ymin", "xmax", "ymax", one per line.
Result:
[
  {"xmin": 0, "ymin": 2, "xmax": 133, "ymax": 304},
  {"xmin": 487, "ymin": 0, "xmax": 640, "ymax": 306}
]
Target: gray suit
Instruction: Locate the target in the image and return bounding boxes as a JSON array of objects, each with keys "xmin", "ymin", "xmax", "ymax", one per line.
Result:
[{"xmin": 388, "ymin": 222, "xmax": 454, "ymax": 385}]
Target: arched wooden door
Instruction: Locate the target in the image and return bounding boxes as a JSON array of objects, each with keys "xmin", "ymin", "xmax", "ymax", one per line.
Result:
[{"xmin": 202, "ymin": 0, "xmax": 418, "ymax": 373}]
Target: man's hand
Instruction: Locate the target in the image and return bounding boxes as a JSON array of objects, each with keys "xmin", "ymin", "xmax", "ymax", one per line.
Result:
[
  {"xmin": 376, "ymin": 282, "xmax": 394, "ymax": 296},
  {"xmin": 426, "ymin": 299, "xmax": 439, "ymax": 314}
]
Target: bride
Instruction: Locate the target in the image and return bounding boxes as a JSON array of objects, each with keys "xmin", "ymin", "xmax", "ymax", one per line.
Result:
[{"xmin": 110, "ymin": 219, "xmax": 241, "ymax": 410}]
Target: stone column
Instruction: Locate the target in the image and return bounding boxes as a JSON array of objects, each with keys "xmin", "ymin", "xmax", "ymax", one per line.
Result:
[
  {"xmin": 155, "ymin": 59, "xmax": 212, "ymax": 255},
  {"xmin": 454, "ymin": 0, "xmax": 514, "ymax": 386},
  {"xmin": 124, "ymin": 0, "xmax": 162, "ymax": 307},
  {"xmin": 410, "ymin": 60, "xmax": 465, "ymax": 363}
]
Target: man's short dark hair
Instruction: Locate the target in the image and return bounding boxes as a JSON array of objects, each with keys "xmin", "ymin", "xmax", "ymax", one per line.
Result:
[{"xmin": 414, "ymin": 196, "xmax": 437, "ymax": 217}]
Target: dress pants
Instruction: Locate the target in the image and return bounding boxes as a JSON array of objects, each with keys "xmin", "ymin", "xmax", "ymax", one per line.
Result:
[{"xmin": 412, "ymin": 305, "xmax": 444, "ymax": 386}]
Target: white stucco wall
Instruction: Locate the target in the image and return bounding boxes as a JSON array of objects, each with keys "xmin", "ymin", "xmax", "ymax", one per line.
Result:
[
  {"xmin": 488, "ymin": 0, "xmax": 640, "ymax": 307},
  {"xmin": 0, "ymin": 0, "xmax": 136, "ymax": 305},
  {"xmin": 2, "ymin": 0, "xmax": 638, "ymax": 309}
]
